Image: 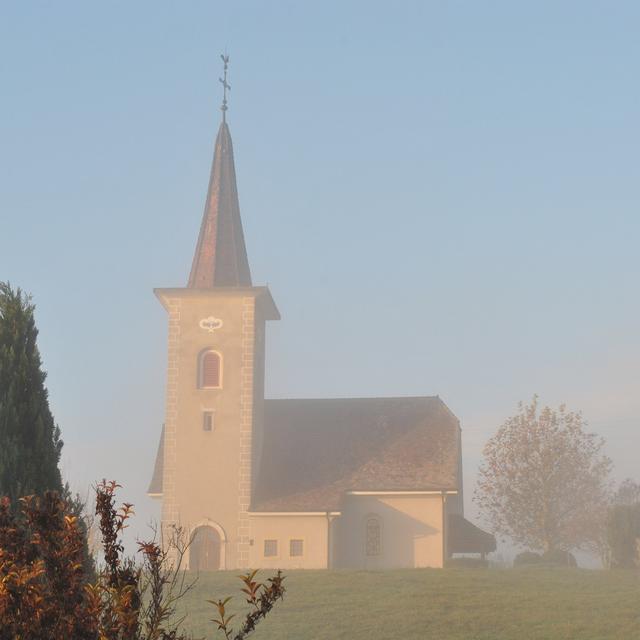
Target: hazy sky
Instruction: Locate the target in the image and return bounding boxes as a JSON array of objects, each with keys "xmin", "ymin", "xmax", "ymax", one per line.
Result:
[{"xmin": 1, "ymin": 2, "xmax": 638, "ymax": 546}]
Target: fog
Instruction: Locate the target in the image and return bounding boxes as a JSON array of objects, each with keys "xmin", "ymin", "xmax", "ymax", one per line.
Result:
[{"xmin": 1, "ymin": 2, "xmax": 639, "ymax": 638}]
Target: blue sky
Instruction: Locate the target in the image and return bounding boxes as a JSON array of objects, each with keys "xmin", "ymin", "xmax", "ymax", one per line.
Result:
[{"xmin": 1, "ymin": 1, "xmax": 638, "ymax": 545}]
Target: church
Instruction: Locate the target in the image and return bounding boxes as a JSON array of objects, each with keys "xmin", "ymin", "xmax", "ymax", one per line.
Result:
[{"xmin": 148, "ymin": 73, "xmax": 494, "ymax": 571}]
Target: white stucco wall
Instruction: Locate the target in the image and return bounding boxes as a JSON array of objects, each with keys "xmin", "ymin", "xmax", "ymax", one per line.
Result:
[
  {"xmin": 248, "ymin": 514, "xmax": 332, "ymax": 569},
  {"xmin": 334, "ymin": 493, "xmax": 445, "ymax": 569}
]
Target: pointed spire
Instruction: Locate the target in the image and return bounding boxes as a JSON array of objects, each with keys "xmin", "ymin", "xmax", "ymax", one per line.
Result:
[{"xmin": 188, "ymin": 57, "xmax": 252, "ymax": 288}]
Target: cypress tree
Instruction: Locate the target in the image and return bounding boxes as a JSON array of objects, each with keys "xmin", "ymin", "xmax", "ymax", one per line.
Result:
[{"xmin": 0, "ymin": 282, "xmax": 63, "ymax": 503}]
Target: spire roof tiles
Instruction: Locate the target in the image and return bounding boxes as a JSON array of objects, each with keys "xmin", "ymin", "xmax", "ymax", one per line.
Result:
[{"xmin": 187, "ymin": 120, "xmax": 252, "ymax": 288}]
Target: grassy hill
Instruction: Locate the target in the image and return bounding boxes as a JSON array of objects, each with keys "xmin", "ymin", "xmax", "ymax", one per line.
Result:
[{"xmin": 173, "ymin": 567, "xmax": 639, "ymax": 640}]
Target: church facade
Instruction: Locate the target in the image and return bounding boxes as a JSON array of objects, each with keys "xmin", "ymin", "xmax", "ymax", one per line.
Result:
[{"xmin": 148, "ymin": 105, "xmax": 494, "ymax": 571}]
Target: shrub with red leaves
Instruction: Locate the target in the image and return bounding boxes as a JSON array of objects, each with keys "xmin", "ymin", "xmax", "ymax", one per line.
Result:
[{"xmin": 0, "ymin": 482, "xmax": 285, "ymax": 640}]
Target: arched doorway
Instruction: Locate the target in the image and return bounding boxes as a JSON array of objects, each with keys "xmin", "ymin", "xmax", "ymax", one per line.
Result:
[{"xmin": 190, "ymin": 525, "xmax": 222, "ymax": 571}]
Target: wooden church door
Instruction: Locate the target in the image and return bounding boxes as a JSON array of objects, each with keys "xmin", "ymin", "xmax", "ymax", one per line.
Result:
[{"xmin": 190, "ymin": 526, "xmax": 221, "ymax": 571}]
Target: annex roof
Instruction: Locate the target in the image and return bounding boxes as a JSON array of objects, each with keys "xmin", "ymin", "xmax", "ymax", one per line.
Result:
[
  {"xmin": 148, "ymin": 396, "xmax": 461, "ymax": 511},
  {"xmin": 253, "ymin": 396, "xmax": 460, "ymax": 512}
]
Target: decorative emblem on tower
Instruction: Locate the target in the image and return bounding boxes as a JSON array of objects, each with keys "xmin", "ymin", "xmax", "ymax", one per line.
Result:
[{"xmin": 199, "ymin": 316, "xmax": 224, "ymax": 333}]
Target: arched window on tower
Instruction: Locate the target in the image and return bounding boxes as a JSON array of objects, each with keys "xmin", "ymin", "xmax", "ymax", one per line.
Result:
[
  {"xmin": 365, "ymin": 515, "xmax": 382, "ymax": 557},
  {"xmin": 199, "ymin": 350, "xmax": 222, "ymax": 389}
]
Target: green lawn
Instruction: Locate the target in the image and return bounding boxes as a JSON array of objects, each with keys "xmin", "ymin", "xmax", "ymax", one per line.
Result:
[{"xmin": 174, "ymin": 568, "xmax": 640, "ymax": 640}]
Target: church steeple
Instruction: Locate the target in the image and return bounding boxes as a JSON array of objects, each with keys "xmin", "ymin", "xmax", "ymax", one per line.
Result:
[{"xmin": 188, "ymin": 56, "xmax": 252, "ymax": 288}]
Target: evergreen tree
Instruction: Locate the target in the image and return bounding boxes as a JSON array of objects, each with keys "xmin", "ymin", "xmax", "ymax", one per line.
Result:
[{"xmin": 0, "ymin": 282, "xmax": 63, "ymax": 503}]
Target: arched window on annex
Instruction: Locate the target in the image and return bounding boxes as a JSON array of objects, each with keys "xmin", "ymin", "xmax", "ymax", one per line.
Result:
[
  {"xmin": 198, "ymin": 349, "xmax": 222, "ymax": 389},
  {"xmin": 365, "ymin": 514, "xmax": 382, "ymax": 557}
]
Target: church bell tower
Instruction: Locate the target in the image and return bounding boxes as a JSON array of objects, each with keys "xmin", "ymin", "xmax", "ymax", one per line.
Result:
[{"xmin": 154, "ymin": 58, "xmax": 279, "ymax": 569}]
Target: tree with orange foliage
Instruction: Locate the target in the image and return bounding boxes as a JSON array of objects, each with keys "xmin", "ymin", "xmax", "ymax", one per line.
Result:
[
  {"xmin": 0, "ymin": 481, "xmax": 285, "ymax": 640},
  {"xmin": 475, "ymin": 396, "xmax": 612, "ymax": 554}
]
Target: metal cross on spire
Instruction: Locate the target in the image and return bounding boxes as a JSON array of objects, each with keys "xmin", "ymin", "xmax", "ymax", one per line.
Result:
[{"xmin": 219, "ymin": 53, "xmax": 230, "ymax": 121}]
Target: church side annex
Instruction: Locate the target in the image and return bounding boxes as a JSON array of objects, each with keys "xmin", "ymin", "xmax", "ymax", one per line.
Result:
[{"xmin": 148, "ymin": 60, "xmax": 495, "ymax": 570}]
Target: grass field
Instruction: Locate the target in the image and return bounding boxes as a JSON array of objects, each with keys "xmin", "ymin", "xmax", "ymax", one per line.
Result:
[{"xmin": 173, "ymin": 567, "xmax": 640, "ymax": 640}]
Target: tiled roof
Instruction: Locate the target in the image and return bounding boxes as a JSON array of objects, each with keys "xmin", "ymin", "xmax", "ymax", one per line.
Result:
[
  {"xmin": 253, "ymin": 396, "xmax": 461, "ymax": 511},
  {"xmin": 187, "ymin": 120, "xmax": 252, "ymax": 288},
  {"xmin": 147, "ymin": 424, "xmax": 164, "ymax": 495},
  {"xmin": 448, "ymin": 514, "xmax": 497, "ymax": 554},
  {"xmin": 147, "ymin": 396, "xmax": 461, "ymax": 511}
]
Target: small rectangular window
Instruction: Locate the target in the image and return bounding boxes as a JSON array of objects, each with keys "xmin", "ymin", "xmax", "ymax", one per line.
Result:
[
  {"xmin": 289, "ymin": 539, "xmax": 304, "ymax": 557},
  {"xmin": 264, "ymin": 539, "xmax": 278, "ymax": 557},
  {"xmin": 203, "ymin": 411, "xmax": 214, "ymax": 432}
]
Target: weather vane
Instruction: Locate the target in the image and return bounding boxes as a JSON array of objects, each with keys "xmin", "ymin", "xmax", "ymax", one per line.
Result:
[{"xmin": 219, "ymin": 53, "xmax": 230, "ymax": 120}]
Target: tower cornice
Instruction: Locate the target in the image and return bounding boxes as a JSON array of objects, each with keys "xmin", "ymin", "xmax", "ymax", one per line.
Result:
[{"xmin": 154, "ymin": 286, "xmax": 280, "ymax": 320}]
